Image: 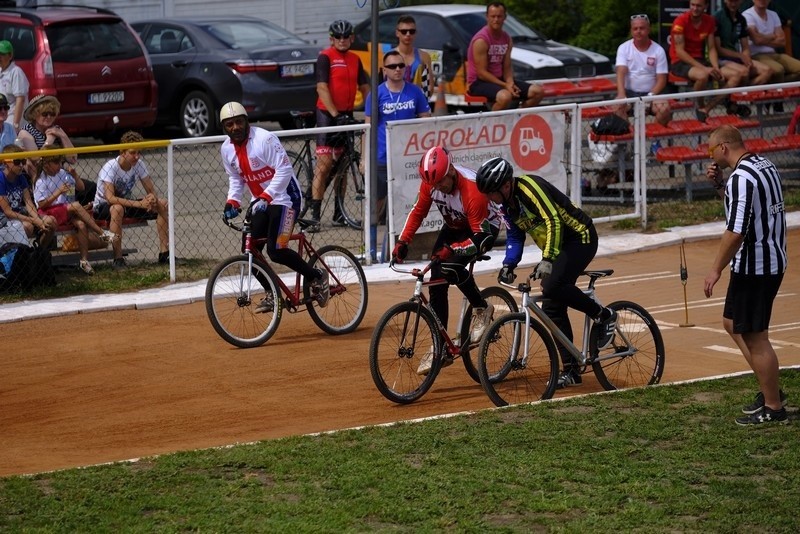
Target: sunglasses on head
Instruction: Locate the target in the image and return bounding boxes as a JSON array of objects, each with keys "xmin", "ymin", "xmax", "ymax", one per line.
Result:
[
  {"xmin": 630, "ymin": 14, "xmax": 649, "ymax": 21},
  {"xmin": 331, "ymin": 32, "xmax": 351, "ymax": 40},
  {"xmin": 398, "ymin": 28, "xmax": 417, "ymax": 35},
  {"xmin": 384, "ymin": 62, "xmax": 406, "ymax": 70}
]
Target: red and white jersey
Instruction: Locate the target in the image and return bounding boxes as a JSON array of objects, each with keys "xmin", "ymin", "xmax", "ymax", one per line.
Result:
[
  {"xmin": 220, "ymin": 126, "xmax": 301, "ymax": 209},
  {"xmin": 399, "ymin": 164, "xmax": 502, "ymax": 244}
]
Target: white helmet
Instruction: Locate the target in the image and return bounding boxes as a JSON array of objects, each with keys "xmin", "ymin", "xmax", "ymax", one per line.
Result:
[{"xmin": 220, "ymin": 101, "xmax": 247, "ymax": 122}]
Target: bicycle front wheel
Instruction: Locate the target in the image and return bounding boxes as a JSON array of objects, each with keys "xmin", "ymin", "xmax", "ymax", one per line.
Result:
[
  {"xmin": 478, "ymin": 312, "xmax": 560, "ymax": 407},
  {"xmin": 304, "ymin": 245, "xmax": 368, "ymax": 335},
  {"xmin": 205, "ymin": 255, "xmax": 283, "ymax": 348},
  {"xmin": 334, "ymin": 153, "xmax": 364, "ymax": 230},
  {"xmin": 590, "ymin": 300, "xmax": 665, "ymax": 391},
  {"xmin": 369, "ymin": 301, "xmax": 441, "ymax": 404},
  {"xmin": 459, "ymin": 286, "xmax": 519, "ymax": 384}
]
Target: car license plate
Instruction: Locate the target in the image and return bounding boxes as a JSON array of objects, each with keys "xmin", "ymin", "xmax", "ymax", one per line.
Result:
[
  {"xmin": 281, "ymin": 64, "xmax": 313, "ymax": 78},
  {"xmin": 88, "ymin": 91, "xmax": 125, "ymax": 104}
]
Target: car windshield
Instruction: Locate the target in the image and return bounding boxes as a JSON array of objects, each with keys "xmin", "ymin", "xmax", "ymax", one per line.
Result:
[
  {"xmin": 449, "ymin": 12, "xmax": 545, "ymax": 42},
  {"xmin": 47, "ymin": 21, "xmax": 144, "ymax": 62},
  {"xmin": 202, "ymin": 20, "xmax": 306, "ymax": 49}
]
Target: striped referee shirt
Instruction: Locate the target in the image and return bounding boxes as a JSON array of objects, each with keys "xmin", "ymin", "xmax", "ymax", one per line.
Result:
[{"xmin": 724, "ymin": 153, "xmax": 787, "ymax": 275}]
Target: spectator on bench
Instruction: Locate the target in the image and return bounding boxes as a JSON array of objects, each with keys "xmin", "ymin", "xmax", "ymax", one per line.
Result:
[
  {"xmin": 714, "ymin": 0, "xmax": 773, "ymax": 87},
  {"xmin": 669, "ymin": 0, "xmax": 747, "ymax": 122},
  {"xmin": 93, "ymin": 131, "xmax": 169, "ymax": 270},
  {"xmin": 614, "ymin": 13, "xmax": 672, "ymax": 127},
  {"xmin": 0, "ymin": 144, "xmax": 56, "ymax": 247},
  {"xmin": 34, "ymin": 153, "xmax": 115, "ymax": 275},
  {"xmin": 466, "ymin": 2, "xmax": 543, "ymax": 111},
  {"xmin": 743, "ymin": 0, "xmax": 800, "ymax": 84}
]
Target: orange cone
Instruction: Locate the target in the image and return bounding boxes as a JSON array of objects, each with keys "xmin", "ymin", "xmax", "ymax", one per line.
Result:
[{"xmin": 433, "ymin": 76, "xmax": 448, "ymax": 116}]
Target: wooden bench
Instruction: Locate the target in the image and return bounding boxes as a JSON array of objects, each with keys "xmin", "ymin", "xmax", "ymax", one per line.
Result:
[{"xmin": 51, "ymin": 216, "xmax": 150, "ymax": 267}]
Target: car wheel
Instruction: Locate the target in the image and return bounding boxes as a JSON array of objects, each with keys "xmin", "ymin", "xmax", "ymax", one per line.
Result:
[{"xmin": 179, "ymin": 91, "xmax": 217, "ymax": 138}]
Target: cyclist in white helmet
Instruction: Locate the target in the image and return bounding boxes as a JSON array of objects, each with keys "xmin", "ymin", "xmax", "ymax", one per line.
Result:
[{"xmin": 219, "ymin": 101, "xmax": 329, "ymax": 308}]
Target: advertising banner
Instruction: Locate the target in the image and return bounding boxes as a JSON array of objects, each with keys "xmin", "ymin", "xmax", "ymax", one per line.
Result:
[{"xmin": 386, "ymin": 110, "xmax": 567, "ymax": 234}]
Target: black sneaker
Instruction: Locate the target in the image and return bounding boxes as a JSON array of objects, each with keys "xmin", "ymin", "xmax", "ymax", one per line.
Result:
[
  {"xmin": 742, "ymin": 390, "xmax": 789, "ymax": 414},
  {"xmin": 735, "ymin": 406, "xmax": 788, "ymax": 426},
  {"xmin": 112, "ymin": 257, "xmax": 127, "ymax": 270},
  {"xmin": 158, "ymin": 251, "xmax": 169, "ymax": 264},
  {"xmin": 556, "ymin": 370, "xmax": 582, "ymax": 389},
  {"xmin": 311, "ymin": 268, "xmax": 330, "ymax": 308},
  {"xmin": 596, "ymin": 308, "xmax": 618, "ymax": 349}
]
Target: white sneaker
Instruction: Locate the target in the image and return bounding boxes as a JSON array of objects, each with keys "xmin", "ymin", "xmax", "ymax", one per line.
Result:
[
  {"xmin": 100, "ymin": 230, "xmax": 118, "ymax": 243},
  {"xmin": 78, "ymin": 259, "xmax": 94, "ymax": 275},
  {"xmin": 416, "ymin": 346, "xmax": 435, "ymax": 375},
  {"xmin": 255, "ymin": 295, "xmax": 274, "ymax": 314},
  {"xmin": 470, "ymin": 303, "xmax": 495, "ymax": 343}
]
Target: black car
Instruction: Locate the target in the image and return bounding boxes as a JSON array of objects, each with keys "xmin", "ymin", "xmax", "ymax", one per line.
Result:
[{"xmin": 132, "ymin": 16, "xmax": 320, "ymax": 137}]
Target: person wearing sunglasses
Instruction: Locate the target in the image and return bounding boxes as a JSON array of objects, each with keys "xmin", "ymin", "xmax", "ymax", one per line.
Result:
[
  {"xmin": 614, "ymin": 14, "xmax": 672, "ymax": 127},
  {"xmin": 0, "ymin": 93, "xmax": 16, "ymax": 149},
  {"xmin": 0, "ymin": 144, "xmax": 57, "ymax": 248},
  {"xmin": 0, "ymin": 40, "xmax": 29, "ymax": 134},
  {"xmin": 394, "ymin": 15, "xmax": 434, "ymax": 99},
  {"xmin": 466, "ymin": 2, "xmax": 544, "ymax": 111},
  {"xmin": 363, "ymin": 50, "xmax": 431, "ymax": 262},
  {"xmin": 308, "ymin": 19, "xmax": 370, "ymax": 231},
  {"xmin": 703, "ymin": 125, "xmax": 788, "ymax": 426}
]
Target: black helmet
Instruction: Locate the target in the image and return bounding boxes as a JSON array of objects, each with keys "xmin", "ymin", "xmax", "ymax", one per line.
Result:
[
  {"xmin": 476, "ymin": 157, "xmax": 513, "ymax": 194},
  {"xmin": 329, "ymin": 20, "xmax": 353, "ymax": 37}
]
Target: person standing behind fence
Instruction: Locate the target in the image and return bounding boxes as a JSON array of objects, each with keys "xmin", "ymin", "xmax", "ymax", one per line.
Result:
[
  {"xmin": 0, "ymin": 94, "xmax": 17, "ymax": 149},
  {"xmin": 466, "ymin": 2, "xmax": 543, "ymax": 111},
  {"xmin": 363, "ymin": 50, "xmax": 431, "ymax": 261},
  {"xmin": 34, "ymin": 153, "xmax": 115, "ymax": 275},
  {"xmin": 742, "ymin": 0, "xmax": 800, "ymax": 84},
  {"xmin": 394, "ymin": 15, "xmax": 434, "ymax": 99},
  {"xmin": 0, "ymin": 40, "xmax": 29, "ymax": 135},
  {"xmin": 308, "ymin": 19, "xmax": 370, "ymax": 232},
  {"xmin": 703, "ymin": 125, "xmax": 788, "ymax": 426},
  {"xmin": 614, "ymin": 14, "xmax": 672, "ymax": 127},
  {"xmin": 93, "ymin": 131, "xmax": 169, "ymax": 270},
  {"xmin": 669, "ymin": 0, "xmax": 745, "ymax": 122},
  {"xmin": 714, "ymin": 0, "xmax": 773, "ymax": 88},
  {"xmin": 0, "ymin": 144, "xmax": 56, "ymax": 247}
]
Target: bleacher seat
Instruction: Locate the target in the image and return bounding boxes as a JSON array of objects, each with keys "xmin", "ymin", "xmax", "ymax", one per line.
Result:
[{"xmin": 771, "ymin": 134, "xmax": 800, "ymax": 150}]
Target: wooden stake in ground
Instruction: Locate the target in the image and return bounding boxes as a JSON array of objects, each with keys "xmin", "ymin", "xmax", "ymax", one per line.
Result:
[{"xmin": 679, "ymin": 240, "xmax": 694, "ymax": 327}]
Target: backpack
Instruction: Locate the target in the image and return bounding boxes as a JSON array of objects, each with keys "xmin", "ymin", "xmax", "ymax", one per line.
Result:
[
  {"xmin": 590, "ymin": 113, "xmax": 631, "ymax": 136},
  {"xmin": 0, "ymin": 243, "xmax": 56, "ymax": 292}
]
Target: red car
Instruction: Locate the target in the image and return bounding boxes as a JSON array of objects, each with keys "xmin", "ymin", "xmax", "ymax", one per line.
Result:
[{"xmin": 0, "ymin": 5, "xmax": 157, "ymax": 140}]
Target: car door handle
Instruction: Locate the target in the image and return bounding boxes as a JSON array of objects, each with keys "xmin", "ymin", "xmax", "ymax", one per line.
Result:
[{"xmin": 171, "ymin": 60, "xmax": 189, "ymax": 68}]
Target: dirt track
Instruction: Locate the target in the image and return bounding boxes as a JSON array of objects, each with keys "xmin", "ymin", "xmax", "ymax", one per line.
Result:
[{"xmin": 2, "ymin": 233, "xmax": 799, "ymax": 476}]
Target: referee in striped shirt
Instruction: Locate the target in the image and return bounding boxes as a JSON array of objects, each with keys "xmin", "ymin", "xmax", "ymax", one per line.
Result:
[{"xmin": 703, "ymin": 125, "xmax": 788, "ymax": 426}]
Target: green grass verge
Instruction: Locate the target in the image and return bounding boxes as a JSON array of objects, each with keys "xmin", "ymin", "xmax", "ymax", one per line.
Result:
[{"xmin": 2, "ymin": 370, "xmax": 798, "ymax": 531}]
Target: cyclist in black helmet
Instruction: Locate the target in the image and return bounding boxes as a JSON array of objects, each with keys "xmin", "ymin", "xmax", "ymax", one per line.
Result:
[
  {"xmin": 475, "ymin": 156, "xmax": 617, "ymax": 389},
  {"xmin": 308, "ymin": 19, "xmax": 370, "ymax": 232}
]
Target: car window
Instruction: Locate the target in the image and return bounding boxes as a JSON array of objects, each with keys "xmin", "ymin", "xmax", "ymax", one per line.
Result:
[
  {"xmin": 201, "ymin": 20, "xmax": 306, "ymax": 49},
  {"xmin": 48, "ymin": 21, "xmax": 144, "ymax": 62},
  {"xmin": 408, "ymin": 15, "xmax": 451, "ymax": 51},
  {"xmin": 142, "ymin": 26, "xmax": 194, "ymax": 54},
  {"xmin": 0, "ymin": 24, "xmax": 36, "ymax": 60},
  {"xmin": 449, "ymin": 12, "xmax": 545, "ymax": 42}
]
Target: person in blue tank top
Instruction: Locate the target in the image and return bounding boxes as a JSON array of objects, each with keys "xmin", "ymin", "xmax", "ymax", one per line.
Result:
[{"xmin": 363, "ymin": 50, "xmax": 431, "ymax": 261}]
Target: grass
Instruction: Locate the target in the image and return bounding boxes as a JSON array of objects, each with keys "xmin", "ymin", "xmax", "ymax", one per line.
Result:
[{"xmin": 1, "ymin": 370, "xmax": 798, "ymax": 530}]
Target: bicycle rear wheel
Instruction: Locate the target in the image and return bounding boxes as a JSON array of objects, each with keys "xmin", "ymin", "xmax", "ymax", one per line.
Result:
[
  {"xmin": 459, "ymin": 286, "xmax": 519, "ymax": 383},
  {"xmin": 478, "ymin": 312, "xmax": 560, "ymax": 407},
  {"xmin": 304, "ymin": 245, "xmax": 368, "ymax": 335},
  {"xmin": 205, "ymin": 255, "xmax": 283, "ymax": 348},
  {"xmin": 369, "ymin": 301, "xmax": 441, "ymax": 404},
  {"xmin": 333, "ymin": 152, "xmax": 364, "ymax": 230},
  {"xmin": 590, "ymin": 300, "xmax": 665, "ymax": 391}
]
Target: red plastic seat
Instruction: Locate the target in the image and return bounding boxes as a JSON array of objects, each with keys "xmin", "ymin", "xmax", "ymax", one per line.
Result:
[
  {"xmin": 589, "ymin": 130, "xmax": 633, "ymax": 143},
  {"xmin": 668, "ymin": 73, "xmax": 690, "ymax": 87},
  {"xmin": 655, "ymin": 145, "xmax": 706, "ymax": 163},
  {"xmin": 744, "ymin": 138, "xmax": 782, "ymax": 153},
  {"xmin": 771, "ymin": 134, "xmax": 800, "ymax": 150},
  {"xmin": 540, "ymin": 80, "xmax": 583, "ymax": 97},
  {"xmin": 645, "ymin": 122, "xmax": 675, "ymax": 138},
  {"xmin": 667, "ymin": 99, "xmax": 694, "ymax": 110},
  {"xmin": 705, "ymin": 115, "xmax": 759, "ymax": 129},
  {"xmin": 581, "ymin": 106, "xmax": 614, "ymax": 119},
  {"xmin": 667, "ymin": 119, "xmax": 714, "ymax": 134},
  {"xmin": 575, "ymin": 77, "xmax": 616, "ymax": 94},
  {"xmin": 464, "ymin": 92, "xmax": 488, "ymax": 105}
]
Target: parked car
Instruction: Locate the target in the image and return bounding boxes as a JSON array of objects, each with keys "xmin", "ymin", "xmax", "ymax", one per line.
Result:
[
  {"xmin": 131, "ymin": 16, "xmax": 320, "ymax": 137},
  {"xmin": 352, "ymin": 4, "xmax": 614, "ymax": 108},
  {"xmin": 0, "ymin": 5, "xmax": 158, "ymax": 140}
]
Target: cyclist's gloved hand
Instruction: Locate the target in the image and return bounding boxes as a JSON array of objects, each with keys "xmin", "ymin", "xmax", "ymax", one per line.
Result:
[
  {"xmin": 431, "ymin": 245, "xmax": 452, "ymax": 262},
  {"xmin": 252, "ymin": 198, "xmax": 269, "ymax": 214},
  {"xmin": 392, "ymin": 240, "xmax": 408, "ymax": 263},
  {"xmin": 532, "ymin": 259, "xmax": 553, "ymax": 280},
  {"xmin": 498, "ymin": 265, "xmax": 517, "ymax": 284},
  {"xmin": 334, "ymin": 114, "xmax": 353, "ymax": 126},
  {"xmin": 223, "ymin": 202, "xmax": 240, "ymax": 220}
]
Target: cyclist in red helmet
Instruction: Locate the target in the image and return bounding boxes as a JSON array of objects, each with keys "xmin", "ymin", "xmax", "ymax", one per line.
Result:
[{"xmin": 392, "ymin": 146, "xmax": 502, "ymax": 374}]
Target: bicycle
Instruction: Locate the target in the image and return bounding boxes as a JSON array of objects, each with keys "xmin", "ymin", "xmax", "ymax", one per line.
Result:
[
  {"xmin": 285, "ymin": 111, "xmax": 365, "ymax": 230},
  {"xmin": 477, "ymin": 268, "xmax": 665, "ymax": 407},
  {"xmin": 369, "ymin": 257, "xmax": 518, "ymax": 404},
  {"xmin": 205, "ymin": 203, "xmax": 369, "ymax": 348}
]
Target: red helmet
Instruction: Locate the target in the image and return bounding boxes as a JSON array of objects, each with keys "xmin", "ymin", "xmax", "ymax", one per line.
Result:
[{"xmin": 418, "ymin": 146, "xmax": 452, "ymax": 186}]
